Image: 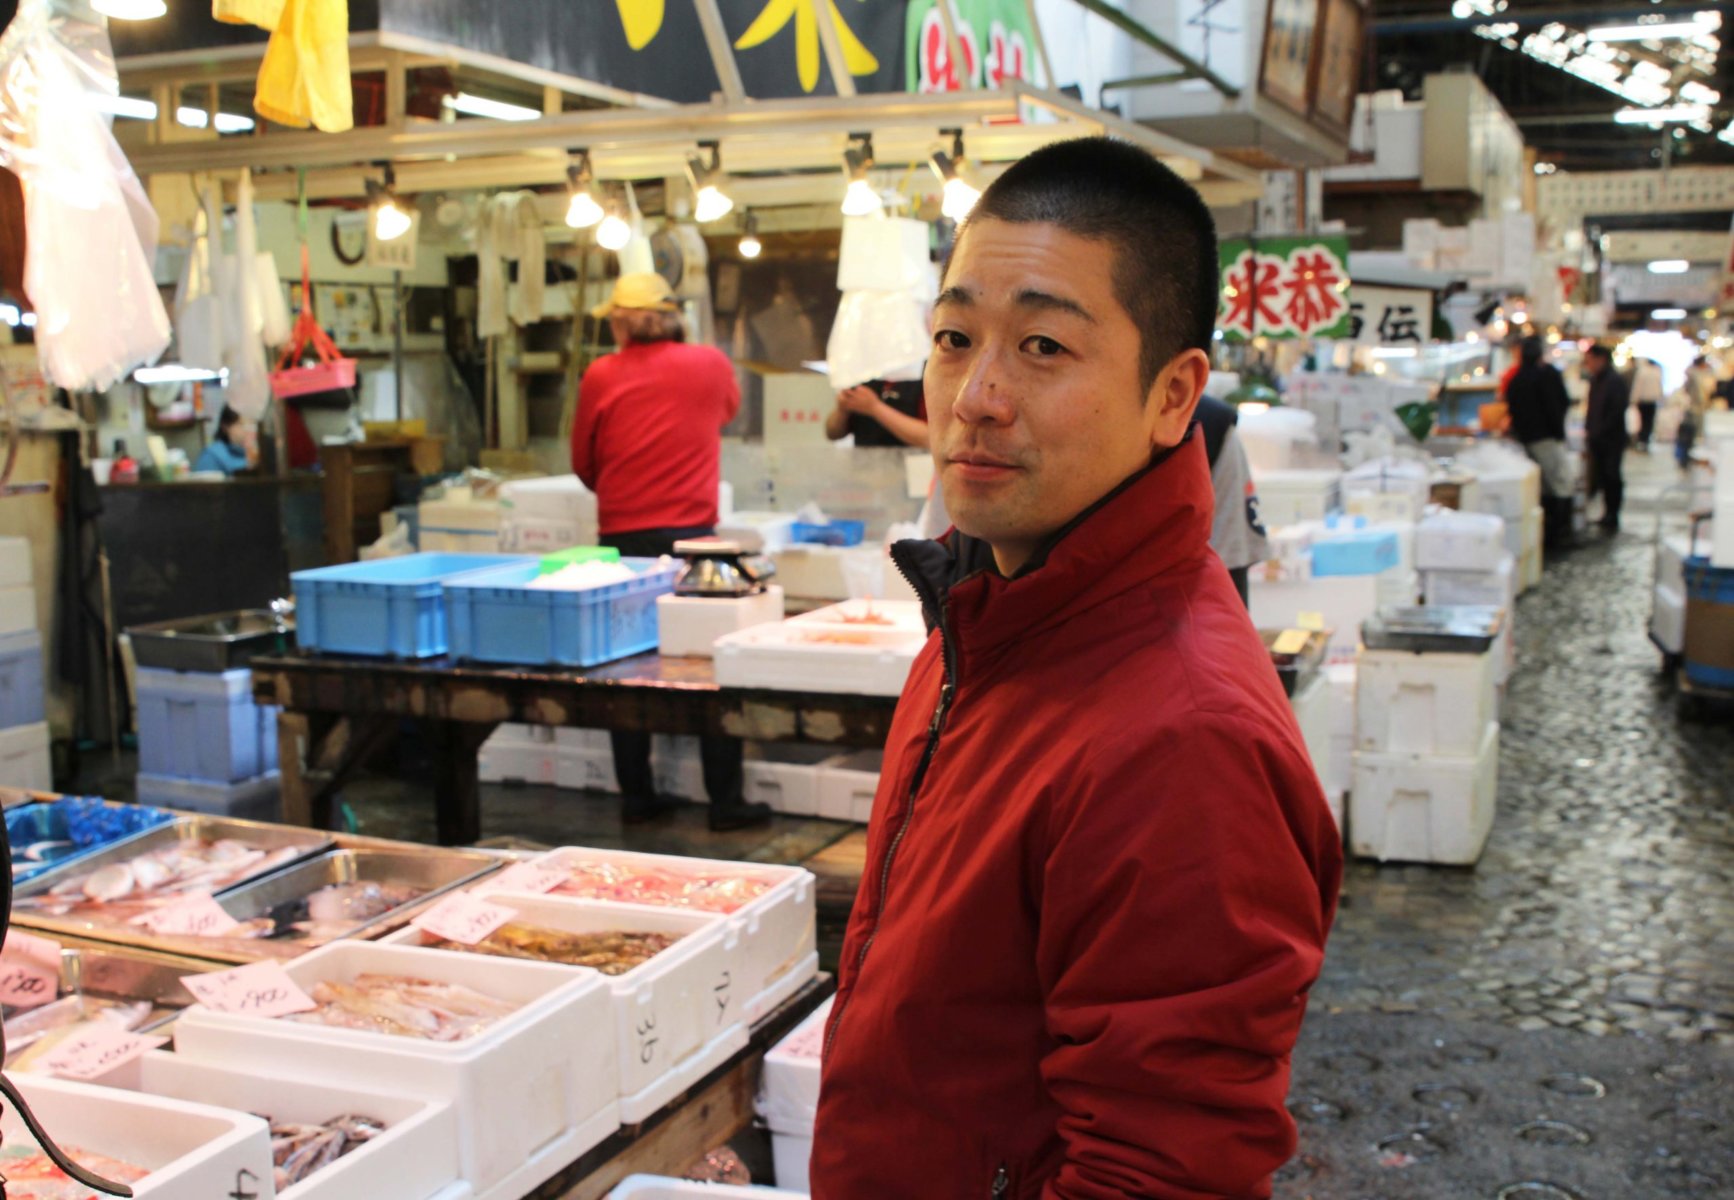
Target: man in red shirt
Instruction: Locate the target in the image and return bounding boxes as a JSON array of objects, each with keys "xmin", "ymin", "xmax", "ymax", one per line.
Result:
[
  {"xmin": 572, "ymin": 273, "xmax": 769, "ymax": 831},
  {"xmin": 811, "ymin": 138, "xmax": 1341, "ymax": 1196}
]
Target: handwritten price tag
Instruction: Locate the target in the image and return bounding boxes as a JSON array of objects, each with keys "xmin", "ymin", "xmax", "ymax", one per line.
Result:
[
  {"xmin": 185, "ymin": 960, "xmax": 317, "ymax": 1019},
  {"xmin": 0, "ymin": 931, "xmax": 61, "ymax": 1008},
  {"xmin": 131, "ymin": 892, "xmax": 240, "ymax": 938},
  {"xmin": 411, "ymin": 893, "xmax": 518, "ymax": 946},
  {"xmin": 39, "ymin": 1022, "xmax": 165, "ymax": 1081},
  {"xmin": 490, "ymin": 861, "xmax": 566, "ymax": 894}
]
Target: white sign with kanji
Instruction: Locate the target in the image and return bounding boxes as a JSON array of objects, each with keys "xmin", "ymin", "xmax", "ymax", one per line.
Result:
[
  {"xmin": 1219, "ymin": 237, "xmax": 1353, "ymax": 340},
  {"xmin": 1347, "ymin": 285, "xmax": 1434, "ymax": 347}
]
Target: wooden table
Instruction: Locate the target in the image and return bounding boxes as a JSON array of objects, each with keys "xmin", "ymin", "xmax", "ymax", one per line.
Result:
[{"xmin": 253, "ymin": 652, "xmax": 902, "ymax": 844}]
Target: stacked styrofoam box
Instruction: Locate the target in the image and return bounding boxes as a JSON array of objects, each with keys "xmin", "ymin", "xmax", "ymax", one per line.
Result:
[
  {"xmin": 556, "ymin": 727, "xmax": 619, "ymax": 794},
  {"xmin": 389, "ymin": 892, "xmax": 748, "ymax": 1124},
  {"xmin": 1471, "ymin": 462, "xmax": 1542, "ymax": 528},
  {"xmin": 1653, "ymin": 582, "xmax": 1687, "ymax": 655},
  {"xmin": 658, "ymin": 587, "xmax": 785, "ymax": 658},
  {"xmin": 420, "ymin": 490, "xmax": 502, "ymax": 554},
  {"xmin": 816, "ymin": 751, "xmax": 881, "ymax": 823},
  {"xmin": 1288, "ymin": 672, "xmax": 1339, "ymax": 832},
  {"xmin": 1415, "ymin": 509, "xmax": 1505, "ymax": 574},
  {"xmin": 1343, "ymin": 458, "xmax": 1432, "ymax": 525},
  {"xmin": 1253, "ymin": 469, "xmax": 1342, "ymax": 529},
  {"xmin": 716, "ymin": 511, "xmax": 797, "ymax": 554},
  {"xmin": 134, "ymin": 666, "xmax": 281, "ymax": 820},
  {"xmin": 744, "ymin": 743, "xmax": 836, "ymax": 816},
  {"xmin": 1352, "ymin": 646, "xmax": 1499, "ymax": 865},
  {"xmin": 714, "ymin": 620, "xmax": 925, "ymax": 696},
  {"xmin": 479, "ymin": 723, "xmax": 560, "ymax": 786},
  {"xmin": 757, "ymin": 995, "xmax": 834, "ymax": 1192},
  {"xmin": 497, "ymin": 475, "xmax": 599, "ymax": 554},
  {"xmin": 1519, "ymin": 506, "xmax": 1544, "ymax": 593},
  {"xmin": 1249, "ymin": 571, "xmax": 1393, "ymax": 666},
  {"xmin": 173, "ymin": 941, "xmax": 619, "ymax": 1200},
  {"xmin": 0, "ymin": 537, "xmax": 48, "ymax": 792},
  {"xmin": 1322, "ymin": 663, "xmax": 1356, "ymax": 804},
  {"xmin": 1424, "ymin": 553, "xmax": 1517, "ymax": 613}
]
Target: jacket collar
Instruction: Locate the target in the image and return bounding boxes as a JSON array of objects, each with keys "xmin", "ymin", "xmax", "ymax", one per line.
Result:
[{"xmin": 892, "ymin": 423, "xmax": 1216, "ymax": 677}]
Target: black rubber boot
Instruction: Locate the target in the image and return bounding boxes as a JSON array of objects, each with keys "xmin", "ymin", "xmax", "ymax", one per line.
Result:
[
  {"xmin": 708, "ymin": 799, "xmax": 773, "ymax": 832},
  {"xmin": 621, "ymin": 793, "xmax": 684, "ymax": 824}
]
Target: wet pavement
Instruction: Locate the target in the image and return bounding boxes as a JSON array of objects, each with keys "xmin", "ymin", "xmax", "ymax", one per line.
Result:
[{"xmin": 1283, "ymin": 450, "xmax": 1734, "ymax": 1197}]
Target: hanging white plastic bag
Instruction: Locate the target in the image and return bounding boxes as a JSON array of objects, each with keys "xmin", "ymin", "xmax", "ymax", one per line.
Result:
[
  {"xmin": 0, "ymin": 0, "xmax": 170, "ymax": 390},
  {"xmin": 825, "ymin": 289, "xmax": 929, "ymax": 390},
  {"xmin": 223, "ymin": 169, "xmax": 272, "ymax": 418},
  {"xmin": 256, "ymin": 249, "xmax": 292, "ymax": 346},
  {"xmin": 173, "ymin": 196, "xmax": 225, "ymax": 370}
]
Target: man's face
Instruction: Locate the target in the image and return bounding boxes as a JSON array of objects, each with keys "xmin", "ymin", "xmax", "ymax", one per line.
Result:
[{"xmin": 926, "ymin": 218, "xmax": 1206, "ymax": 575}]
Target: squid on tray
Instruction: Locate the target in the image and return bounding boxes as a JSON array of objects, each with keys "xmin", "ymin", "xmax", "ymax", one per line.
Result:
[
  {"xmin": 284, "ymin": 975, "xmax": 518, "ymax": 1042},
  {"xmin": 16, "ymin": 840, "xmax": 305, "ymax": 924}
]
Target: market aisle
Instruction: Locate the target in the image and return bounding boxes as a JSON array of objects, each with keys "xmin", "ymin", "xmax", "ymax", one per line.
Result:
[{"xmin": 1280, "ymin": 449, "xmax": 1734, "ymax": 1197}]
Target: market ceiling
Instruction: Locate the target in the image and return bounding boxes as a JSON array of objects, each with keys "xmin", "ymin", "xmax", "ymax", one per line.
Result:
[{"xmin": 1371, "ymin": 0, "xmax": 1734, "ymax": 171}]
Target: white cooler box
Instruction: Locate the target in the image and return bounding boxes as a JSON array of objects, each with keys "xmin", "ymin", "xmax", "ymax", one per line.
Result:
[
  {"xmin": 1355, "ymin": 646, "xmax": 1496, "ymax": 756},
  {"xmin": 498, "ymin": 476, "xmax": 599, "ymax": 551},
  {"xmin": 1249, "ymin": 573, "xmax": 1388, "ymax": 665},
  {"xmin": 1287, "ymin": 673, "xmax": 1337, "ymax": 831},
  {"xmin": 758, "ymin": 994, "xmax": 833, "ymax": 1193},
  {"xmin": 420, "ymin": 493, "xmax": 502, "ymax": 555},
  {"xmin": 0, "ymin": 720, "xmax": 51, "ymax": 790},
  {"xmin": 480, "ymin": 724, "xmax": 560, "ymax": 786},
  {"xmin": 1652, "ymin": 584, "xmax": 1686, "ymax": 655},
  {"xmin": 557, "ymin": 741, "xmax": 620, "ymax": 794},
  {"xmin": 744, "ymin": 743, "xmax": 836, "ymax": 816},
  {"xmin": 714, "ymin": 622, "xmax": 925, "ymax": 697},
  {"xmin": 1472, "ymin": 465, "xmax": 1542, "ymax": 524},
  {"xmin": 658, "ymin": 587, "xmax": 785, "ymax": 658},
  {"xmin": 1323, "ymin": 662, "xmax": 1356, "ymax": 801},
  {"xmin": 1253, "ymin": 469, "xmax": 1342, "ymax": 529},
  {"xmin": 389, "ymin": 893, "xmax": 747, "ymax": 1123},
  {"xmin": 532, "ymin": 847, "xmax": 818, "ymax": 1025},
  {"xmin": 172, "ymin": 941, "xmax": 619, "ymax": 1199},
  {"xmin": 1415, "ymin": 510, "xmax": 1505, "ymax": 572},
  {"xmin": 716, "ymin": 512, "xmax": 797, "ymax": 554},
  {"xmin": 817, "ymin": 751, "xmax": 882, "ymax": 823},
  {"xmin": 1350, "ymin": 722, "xmax": 1499, "ymax": 866},
  {"xmin": 1423, "ymin": 553, "xmax": 1516, "ymax": 611}
]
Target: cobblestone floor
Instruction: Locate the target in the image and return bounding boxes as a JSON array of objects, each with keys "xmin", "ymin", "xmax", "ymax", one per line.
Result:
[{"xmin": 1282, "ymin": 451, "xmax": 1734, "ymax": 1198}]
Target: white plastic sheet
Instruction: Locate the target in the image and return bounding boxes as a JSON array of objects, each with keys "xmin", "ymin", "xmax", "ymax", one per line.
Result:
[
  {"xmin": 223, "ymin": 170, "xmax": 271, "ymax": 418},
  {"xmin": 825, "ymin": 290, "xmax": 929, "ymax": 391},
  {"xmin": 0, "ymin": 0, "xmax": 170, "ymax": 391}
]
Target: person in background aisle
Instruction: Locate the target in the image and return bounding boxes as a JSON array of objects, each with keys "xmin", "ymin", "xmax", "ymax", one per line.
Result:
[
  {"xmin": 1504, "ymin": 336, "xmax": 1575, "ymax": 547},
  {"xmin": 1629, "ymin": 356, "xmax": 1663, "ymax": 450},
  {"xmin": 193, "ymin": 405, "xmax": 254, "ymax": 476},
  {"xmin": 824, "ymin": 376, "xmax": 927, "ymax": 447},
  {"xmin": 1678, "ymin": 356, "xmax": 1717, "ymax": 471},
  {"xmin": 811, "ymin": 137, "xmax": 1341, "ymax": 1199},
  {"xmin": 572, "ymin": 273, "xmax": 770, "ymax": 832},
  {"xmin": 1197, "ymin": 394, "xmax": 1267, "ymax": 605},
  {"xmin": 1582, "ymin": 342, "xmax": 1630, "ymax": 534}
]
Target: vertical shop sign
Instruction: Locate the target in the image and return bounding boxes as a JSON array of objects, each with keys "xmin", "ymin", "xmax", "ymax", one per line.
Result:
[
  {"xmin": 906, "ymin": 0, "xmax": 1034, "ymax": 93},
  {"xmin": 1218, "ymin": 235, "xmax": 1352, "ymax": 340}
]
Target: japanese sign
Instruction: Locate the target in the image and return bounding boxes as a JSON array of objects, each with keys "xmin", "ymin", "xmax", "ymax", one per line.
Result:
[
  {"xmin": 1218, "ymin": 236, "xmax": 1352, "ymax": 340},
  {"xmin": 906, "ymin": 0, "xmax": 1034, "ymax": 93},
  {"xmin": 1346, "ymin": 285, "xmax": 1434, "ymax": 347}
]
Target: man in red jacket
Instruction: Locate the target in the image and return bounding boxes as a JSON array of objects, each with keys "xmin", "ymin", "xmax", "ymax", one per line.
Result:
[
  {"xmin": 811, "ymin": 138, "xmax": 1342, "ymax": 1197},
  {"xmin": 573, "ymin": 272, "xmax": 769, "ymax": 831}
]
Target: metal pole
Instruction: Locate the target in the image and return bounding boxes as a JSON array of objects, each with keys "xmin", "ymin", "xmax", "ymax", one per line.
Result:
[
  {"xmin": 393, "ymin": 269, "xmax": 405, "ymax": 423},
  {"xmin": 811, "ymin": 0, "xmax": 858, "ymax": 98},
  {"xmin": 933, "ymin": 0, "xmax": 972, "ymax": 91},
  {"xmin": 690, "ymin": 0, "xmax": 748, "ymax": 102},
  {"xmin": 1023, "ymin": 0, "xmax": 1057, "ymax": 91},
  {"xmin": 1065, "ymin": 0, "xmax": 1241, "ymax": 99}
]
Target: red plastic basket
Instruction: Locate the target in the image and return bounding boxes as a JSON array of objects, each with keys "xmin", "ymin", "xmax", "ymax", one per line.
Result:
[{"xmin": 272, "ymin": 244, "xmax": 357, "ymax": 400}]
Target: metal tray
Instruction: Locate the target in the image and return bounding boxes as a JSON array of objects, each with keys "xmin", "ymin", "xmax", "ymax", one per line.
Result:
[
  {"xmin": 6, "ymin": 798, "xmax": 178, "ymax": 885},
  {"xmin": 1362, "ymin": 605, "xmax": 1506, "ymax": 654},
  {"xmin": 126, "ymin": 609, "xmax": 294, "ymax": 673},
  {"xmin": 1, "ymin": 939, "xmax": 220, "ymax": 1065},
  {"xmin": 1260, "ymin": 628, "xmax": 1331, "ymax": 697}
]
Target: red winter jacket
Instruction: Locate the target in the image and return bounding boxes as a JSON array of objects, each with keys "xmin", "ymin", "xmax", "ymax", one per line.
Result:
[{"xmin": 811, "ymin": 430, "xmax": 1342, "ymax": 1199}]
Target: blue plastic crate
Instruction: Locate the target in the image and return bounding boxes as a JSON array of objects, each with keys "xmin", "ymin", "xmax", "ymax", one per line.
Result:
[
  {"xmin": 790, "ymin": 520, "xmax": 867, "ymax": 547},
  {"xmin": 5, "ymin": 797, "xmax": 177, "ymax": 884},
  {"xmin": 0, "ymin": 629, "xmax": 44, "ymax": 729},
  {"xmin": 134, "ymin": 772, "xmax": 282, "ymax": 823},
  {"xmin": 1312, "ymin": 518, "xmax": 1400, "ymax": 578},
  {"xmin": 292, "ymin": 553, "xmax": 534, "ymax": 657},
  {"xmin": 445, "ymin": 558, "xmax": 678, "ymax": 668},
  {"xmin": 135, "ymin": 667, "xmax": 279, "ymax": 784}
]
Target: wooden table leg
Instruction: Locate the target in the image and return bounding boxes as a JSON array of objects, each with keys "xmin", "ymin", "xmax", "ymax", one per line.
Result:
[
  {"xmin": 430, "ymin": 721, "xmax": 495, "ymax": 846},
  {"xmin": 276, "ymin": 711, "xmax": 314, "ymax": 829}
]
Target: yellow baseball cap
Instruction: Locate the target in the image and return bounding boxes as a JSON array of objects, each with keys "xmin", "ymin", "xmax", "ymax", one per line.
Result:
[{"xmin": 591, "ymin": 272, "xmax": 678, "ymax": 318}]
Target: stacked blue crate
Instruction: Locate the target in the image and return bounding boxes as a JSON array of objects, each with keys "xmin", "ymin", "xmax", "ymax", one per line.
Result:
[
  {"xmin": 0, "ymin": 628, "xmax": 50, "ymax": 790},
  {"xmin": 134, "ymin": 666, "xmax": 281, "ymax": 819}
]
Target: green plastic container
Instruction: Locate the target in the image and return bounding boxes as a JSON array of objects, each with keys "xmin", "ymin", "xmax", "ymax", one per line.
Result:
[{"xmin": 538, "ymin": 546, "xmax": 622, "ymax": 576}]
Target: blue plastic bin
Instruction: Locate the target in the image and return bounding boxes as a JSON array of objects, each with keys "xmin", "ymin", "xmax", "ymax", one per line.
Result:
[
  {"xmin": 790, "ymin": 520, "xmax": 867, "ymax": 547},
  {"xmin": 134, "ymin": 772, "xmax": 282, "ymax": 823},
  {"xmin": 1312, "ymin": 518, "xmax": 1400, "ymax": 578},
  {"xmin": 5, "ymin": 797, "xmax": 176, "ymax": 884},
  {"xmin": 445, "ymin": 558, "xmax": 678, "ymax": 668},
  {"xmin": 292, "ymin": 553, "xmax": 534, "ymax": 657},
  {"xmin": 135, "ymin": 667, "xmax": 279, "ymax": 784},
  {"xmin": 0, "ymin": 629, "xmax": 44, "ymax": 729},
  {"xmin": 1683, "ymin": 556, "xmax": 1734, "ymax": 689}
]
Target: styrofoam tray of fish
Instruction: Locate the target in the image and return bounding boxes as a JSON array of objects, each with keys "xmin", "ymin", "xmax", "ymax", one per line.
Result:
[
  {"xmin": 528, "ymin": 847, "xmax": 818, "ymax": 1026},
  {"xmin": 172, "ymin": 940, "xmax": 620, "ymax": 1197},
  {"xmin": 0, "ymin": 1072, "xmax": 272, "ymax": 1198},
  {"xmin": 608, "ymin": 1176, "xmax": 809, "ymax": 1199},
  {"xmin": 712, "ymin": 622, "xmax": 924, "ymax": 697},
  {"xmin": 116, "ymin": 1052, "xmax": 464, "ymax": 1200},
  {"xmin": 384, "ymin": 893, "xmax": 747, "ymax": 1122},
  {"xmin": 786, "ymin": 598, "xmax": 927, "ymax": 637},
  {"xmin": 10, "ymin": 816, "xmax": 333, "ymax": 943}
]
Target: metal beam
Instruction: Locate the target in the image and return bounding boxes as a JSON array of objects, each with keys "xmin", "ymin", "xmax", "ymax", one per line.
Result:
[
  {"xmin": 811, "ymin": 0, "xmax": 858, "ymax": 98},
  {"xmin": 1065, "ymin": 0, "xmax": 1240, "ymax": 100},
  {"xmin": 690, "ymin": 0, "xmax": 747, "ymax": 103},
  {"xmin": 933, "ymin": 0, "xmax": 971, "ymax": 91},
  {"xmin": 1024, "ymin": 0, "xmax": 1057, "ymax": 91}
]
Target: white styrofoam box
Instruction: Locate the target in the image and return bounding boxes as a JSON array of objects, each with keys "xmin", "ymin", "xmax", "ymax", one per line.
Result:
[
  {"xmin": 0, "ymin": 720, "xmax": 51, "ymax": 790},
  {"xmin": 1520, "ymin": 543, "xmax": 1542, "ymax": 594},
  {"xmin": 743, "ymin": 744, "xmax": 836, "ymax": 816},
  {"xmin": 389, "ymin": 894, "xmax": 746, "ymax": 1123},
  {"xmin": 420, "ymin": 495, "xmax": 501, "ymax": 535},
  {"xmin": 135, "ymin": 771, "xmax": 282, "ymax": 821},
  {"xmin": 713, "ymin": 621, "xmax": 922, "ymax": 697},
  {"xmin": 1523, "ymin": 505, "xmax": 1544, "ymax": 555},
  {"xmin": 1415, "ymin": 509, "xmax": 1506, "ymax": 572},
  {"xmin": 532, "ymin": 847, "xmax": 817, "ymax": 1025},
  {"xmin": 1326, "ymin": 732, "xmax": 1353, "ymax": 799},
  {"xmin": 816, "ymin": 750, "xmax": 881, "ymax": 823},
  {"xmin": 1237, "ymin": 408, "xmax": 1321, "ymax": 472},
  {"xmin": 1376, "ymin": 567, "xmax": 1420, "ymax": 610},
  {"xmin": 1356, "ymin": 646, "xmax": 1495, "ymax": 756},
  {"xmin": 653, "ymin": 734, "xmax": 707, "ymax": 802},
  {"xmin": 787, "ymin": 598, "xmax": 926, "ymax": 637},
  {"xmin": 2, "ymin": 1073, "xmax": 272, "ymax": 1198},
  {"xmin": 1252, "ymin": 469, "xmax": 1342, "ymax": 529},
  {"xmin": 769, "ymin": 544, "xmax": 865, "ymax": 602},
  {"xmin": 608, "ymin": 1176, "xmax": 808, "ymax": 1199},
  {"xmin": 1350, "ymin": 722, "xmax": 1499, "ymax": 866},
  {"xmin": 555, "ymin": 726, "xmax": 612, "ymax": 751},
  {"xmin": 135, "ymin": 666, "xmax": 277, "ymax": 784},
  {"xmin": 1324, "ymin": 662, "xmax": 1357, "ymax": 739},
  {"xmin": 0, "ymin": 536, "xmax": 28, "ymax": 588},
  {"xmin": 1657, "ymin": 533, "xmax": 1704, "ymax": 597},
  {"xmin": 715, "ymin": 511, "xmax": 797, "ymax": 555},
  {"xmin": 1343, "ymin": 458, "xmax": 1432, "ymax": 520},
  {"xmin": 1423, "ymin": 553, "xmax": 1516, "ymax": 611},
  {"xmin": 1472, "ymin": 466, "xmax": 1542, "ymax": 523},
  {"xmin": 759, "ymin": 994, "xmax": 833, "ymax": 1193},
  {"xmin": 479, "ymin": 729, "xmax": 560, "ymax": 787},
  {"xmin": 172, "ymin": 941, "xmax": 620, "ymax": 1197},
  {"xmin": 500, "ymin": 517, "xmax": 595, "ymax": 555},
  {"xmin": 658, "ymin": 587, "xmax": 785, "ymax": 658},
  {"xmin": 1493, "ymin": 616, "xmax": 1515, "ymax": 688},
  {"xmin": 0, "ymin": 628, "xmax": 44, "ymax": 729},
  {"xmin": 557, "ymin": 745, "xmax": 620, "ymax": 793},
  {"xmin": 0, "ymin": 585, "xmax": 33, "ymax": 636},
  {"xmin": 1653, "ymin": 583, "xmax": 1686, "ymax": 654},
  {"xmin": 1248, "ymin": 572, "xmax": 1386, "ymax": 665},
  {"xmin": 421, "ymin": 529, "xmax": 503, "ymax": 554},
  {"xmin": 498, "ymin": 475, "xmax": 599, "ymax": 526},
  {"xmin": 1288, "ymin": 673, "xmax": 1332, "ymax": 812},
  {"xmin": 124, "ymin": 1053, "xmax": 463, "ymax": 1200}
]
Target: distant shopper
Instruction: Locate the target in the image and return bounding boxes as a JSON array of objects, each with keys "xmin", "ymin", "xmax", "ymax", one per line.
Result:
[
  {"xmin": 1504, "ymin": 336, "xmax": 1574, "ymax": 545},
  {"xmin": 1582, "ymin": 342, "xmax": 1630, "ymax": 533},
  {"xmin": 1629, "ymin": 357, "xmax": 1663, "ymax": 449},
  {"xmin": 572, "ymin": 272, "xmax": 770, "ymax": 831},
  {"xmin": 194, "ymin": 406, "xmax": 253, "ymax": 476},
  {"xmin": 825, "ymin": 377, "xmax": 928, "ymax": 447},
  {"xmin": 1198, "ymin": 394, "xmax": 1267, "ymax": 605},
  {"xmin": 1677, "ymin": 356, "xmax": 1717, "ymax": 470}
]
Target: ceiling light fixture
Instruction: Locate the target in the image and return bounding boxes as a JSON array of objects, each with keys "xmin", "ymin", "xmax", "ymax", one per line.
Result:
[
  {"xmin": 1588, "ymin": 19, "xmax": 1717, "ymax": 43},
  {"xmin": 94, "ymin": 94, "xmax": 160, "ymax": 121},
  {"xmin": 841, "ymin": 132, "xmax": 882, "ymax": 217},
  {"xmin": 738, "ymin": 212, "xmax": 762, "ymax": 260},
  {"xmin": 687, "ymin": 141, "xmax": 735, "ymax": 224},
  {"xmin": 930, "ymin": 128, "xmax": 981, "ymax": 223},
  {"xmin": 1614, "ymin": 104, "xmax": 1711, "ymax": 125},
  {"xmin": 174, "ymin": 106, "xmax": 255, "ymax": 133},
  {"xmin": 443, "ymin": 92, "xmax": 542, "ymax": 122},
  {"xmin": 596, "ymin": 198, "xmax": 632, "ymax": 252},
  {"xmin": 135, "ymin": 364, "xmax": 225, "ymax": 384},
  {"xmin": 1648, "ymin": 259, "xmax": 1691, "ymax": 274},
  {"xmin": 1651, "ymin": 308, "xmax": 1688, "ymax": 320},
  {"xmin": 564, "ymin": 150, "xmax": 604, "ymax": 229},
  {"xmin": 368, "ymin": 165, "xmax": 413, "ymax": 243},
  {"xmin": 92, "ymin": 0, "xmax": 167, "ymax": 19}
]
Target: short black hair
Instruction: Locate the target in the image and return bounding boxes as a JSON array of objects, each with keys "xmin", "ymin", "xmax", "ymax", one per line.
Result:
[
  {"xmin": 959, "ymin": 136, "xmax": 1218, "ymax": 393},
  {"xmin": 1519, "ymin": 335, "xmax": 1544, "ymax": 366},
  {"xmin": 1584, "ymin": 343, "xmax": 1613, "ymax": 363}
]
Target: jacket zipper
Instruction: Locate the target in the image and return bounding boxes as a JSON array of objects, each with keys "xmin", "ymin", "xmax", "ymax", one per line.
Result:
[
  {"xmin": 991, "ymin": 1164, "xmax": 1011, "ymax": 1198},
  {"xmin": 824, "ymin": 555, "xmax": 958, "ymax": 1058}
]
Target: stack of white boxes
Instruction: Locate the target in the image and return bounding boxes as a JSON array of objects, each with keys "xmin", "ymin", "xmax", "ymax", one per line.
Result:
[
  {"xmin": 1416, "ymin": 508, "xmax": 1517, "ymax": 690},
  {"xmin": 418, "ymin": 486, "xmax": 502, "ymax": 553},
  {"xmin": 1710, "ymin": 411, "xmax": 1734, "ymax": 569},
  {"xmin": 1465, "ymin": 456, "xmax": 1544, "ymax": 594},
  {"xmin": 498, "ymin": 475, "xmax": 600, "ymax": 554},
  {"xmin": 0, "ymin": 537, "xmax": 50, "ymax": 790},
  {"xmin": 1351, "ymin": 638, "xmax": 1500, "ymax": 866}
]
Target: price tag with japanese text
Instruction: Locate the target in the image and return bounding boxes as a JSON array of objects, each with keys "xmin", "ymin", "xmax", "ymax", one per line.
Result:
[
  {"xmin": 132, "ymin": 892, "xmax": 240, "ymax": 938},
  {"xmin": 39, "ymin": 1022, "xmax": 166, "ymax": 1081},
  {"xmin": 185, "ymin": 960, "xmax": 317, "ymax": 1019},
  {"xmin": 411, "ymin": 893, "xmax": 517, "ymax": 945},
  {"xmin": 490, "ymin": 861, "xmax": 566, "ymax": 895},
  {"xmin": 0, "ymin": 931, "xmax": 60, "ymax": 1008}
]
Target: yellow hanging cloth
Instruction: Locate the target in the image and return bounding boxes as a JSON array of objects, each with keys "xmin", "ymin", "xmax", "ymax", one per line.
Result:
[
  {"xmin": 212, "ymin": 0, "xmax": 285, "ymax": 30},
  {"xmin": 253, "ymin": 0, "xmax": 354, "ymax": 133}
]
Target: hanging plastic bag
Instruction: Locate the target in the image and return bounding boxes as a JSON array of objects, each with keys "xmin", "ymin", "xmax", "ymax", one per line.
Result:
[
  {"xmin": 256, "ymin": 250, "xmax": 292, "ymax": 346},
  {"xmin": 254, "ymin": 0, "xmax": 354, "ymax": 133},
  {"xmin": 223, "ymin": 169, "xmax": 272, "ymax": 418},
  {"xmin": 173, "ymin": 195, "xmax": 225, "ymax": 370},
  {"xmin": 0, "ymin": 0, "xmax": 171, "ymax": 391},
  {"xmin": 214, "ymin": 0, "xmax": 287, "ymax": 30},
  {"xmin": 825, "ymin": 290, "xmax": 929, "ymax": 390}
]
